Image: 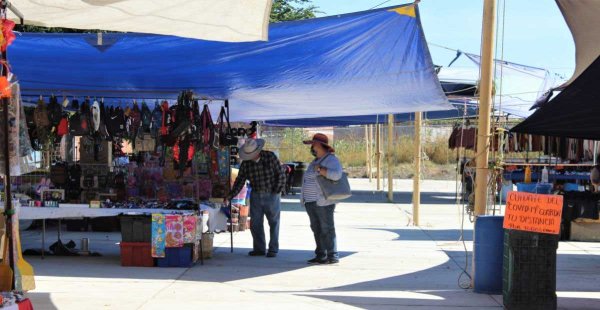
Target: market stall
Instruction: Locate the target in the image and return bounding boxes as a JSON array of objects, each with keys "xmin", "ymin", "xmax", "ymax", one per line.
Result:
[
  {"xmin": 1, "ymin": 0, "xmax": 274, "ymax": 304},
  {"xmin": 3, "ymin": 90, "xmax": 251, "ymax": 267},
  {"xmin": 0, "ymin": 3, "xmax": 450, "ymax": 308}
]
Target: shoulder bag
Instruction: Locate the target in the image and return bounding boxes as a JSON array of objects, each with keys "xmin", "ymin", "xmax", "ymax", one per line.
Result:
[{"xmin": 316, "ymin": 154, "xmax": 352, "ymax": 201}]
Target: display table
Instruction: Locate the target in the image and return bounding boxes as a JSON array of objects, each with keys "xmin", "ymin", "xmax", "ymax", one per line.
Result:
[
  {"xmin": 16, "ymin": 205, "xmax": 195, "ymax": 259},
  {"xmin": 503, "ymin": 171, "xmax": 591, "ymax": 182},
  {"xmin": 19, "ymin": 205, "xmax": 192, "ymax": 220}
]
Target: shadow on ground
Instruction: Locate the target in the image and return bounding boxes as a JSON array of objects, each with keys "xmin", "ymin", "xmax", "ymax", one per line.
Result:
[
  {"xmin": 282, "ymin": 190, "xmax": 459, "ymax": 211},
  {"xmin": 27, "ymin": 293, "xmax": 58, "ymax": 310},
  {"xmin": 26, "ymin": 245, "xmax": 357, "ymax": 282},
  {"xmin": 256, "ymin": 253, "xmax": 502, "ymax": 309},
  {"xmin": 254, "ymin": 250, "xmax": 600, "ymax": 310},
  {"xmin": 362, "ymin": 228, "xmax": 474, "ymax": 242}
]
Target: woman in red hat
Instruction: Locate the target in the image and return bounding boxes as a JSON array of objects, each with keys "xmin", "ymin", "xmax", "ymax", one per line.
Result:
[{"xmin": 301, "ymin": 133, "xmax": 343, "ymax": 264}]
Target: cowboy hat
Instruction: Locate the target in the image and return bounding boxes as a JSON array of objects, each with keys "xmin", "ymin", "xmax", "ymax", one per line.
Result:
[
  {"xmin": 303, "ymin": 133, "xmax": 335, "ymax": 152},
  {"xmin": 239, "ymin": 138, "xmax": 266, "ymax": 161}
]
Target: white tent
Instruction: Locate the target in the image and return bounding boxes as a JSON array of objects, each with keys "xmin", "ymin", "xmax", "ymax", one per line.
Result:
[
  {"xmin": 437, "ymin": 52, "xmax": 562, "ymax": 117},
  {"xmin": 7, "ymin": 0, "xmax": 273, "ymax": 42},
  {"xmin": 556, "ymin": 0, "xmax": 600, "ymax": 85}
]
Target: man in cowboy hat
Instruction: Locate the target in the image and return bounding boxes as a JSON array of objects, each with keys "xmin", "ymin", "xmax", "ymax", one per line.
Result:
[{"xmin": 228, "ymin": 138, "xmax": 286, "ymax": 258}]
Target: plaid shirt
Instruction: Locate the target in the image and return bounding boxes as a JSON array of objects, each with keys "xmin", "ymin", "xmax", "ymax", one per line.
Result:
[{"xmin": 229, "ymin": 150, "xmax": 286, "ymax": 199}]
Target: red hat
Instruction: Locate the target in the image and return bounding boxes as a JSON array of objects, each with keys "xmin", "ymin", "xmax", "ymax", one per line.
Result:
[{"xmin": 303, "ymin": 133, "xmax": 335, "ymax": 152}]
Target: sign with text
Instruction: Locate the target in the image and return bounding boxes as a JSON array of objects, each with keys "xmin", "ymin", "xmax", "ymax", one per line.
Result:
[{"xmin": 503, "ymin": 191, "xmax": 563, "ymax": 235}]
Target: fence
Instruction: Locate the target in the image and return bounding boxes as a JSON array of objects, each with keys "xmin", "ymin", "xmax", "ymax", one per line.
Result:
[{"xmin": 261, "ymin": 125, "xmax": 456, "ymax": 169}]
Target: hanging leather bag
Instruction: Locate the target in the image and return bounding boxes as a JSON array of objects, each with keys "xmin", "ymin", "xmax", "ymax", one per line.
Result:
[
  {"xmin": 217, "ymin": 106, "xmax": 238, "ymax": 147},
  {"xmin": 200, "ymin": 104, "xmax": 215, "ymax": 153}
]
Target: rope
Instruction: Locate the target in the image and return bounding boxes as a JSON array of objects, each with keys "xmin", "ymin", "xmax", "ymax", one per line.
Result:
[{"xmin": 369, "ymin": 0, "xmax": 393, "ymax": 10}]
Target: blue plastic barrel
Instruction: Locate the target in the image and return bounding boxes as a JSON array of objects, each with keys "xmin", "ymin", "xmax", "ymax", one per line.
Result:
[
  {"xmin": 474, "ymin": 215, "xmax": 505, "ymax": 294},
  {"xmin": 516, "ymin": 182, "xmax": 552, "ymax": 194}
]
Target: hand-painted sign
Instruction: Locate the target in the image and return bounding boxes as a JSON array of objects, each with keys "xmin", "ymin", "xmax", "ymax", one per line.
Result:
[{"xmin": 503, "ymin": 191, "xmax": 563, "ymax": 235}]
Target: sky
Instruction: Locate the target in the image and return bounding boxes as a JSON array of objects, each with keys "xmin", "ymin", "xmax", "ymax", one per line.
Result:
[{"xmin": 311, "ymin": 0, "xmax": 575, "ymax": 78}]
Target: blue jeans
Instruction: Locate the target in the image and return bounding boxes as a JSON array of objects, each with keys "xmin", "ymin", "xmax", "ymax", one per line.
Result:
[
  {"xmin": 305, "ymin": 202, "xmax": 338, "ymax": 259},
  {"xmin": 250, "ymin": 192, "xmax": 281, "ymax": 253}
]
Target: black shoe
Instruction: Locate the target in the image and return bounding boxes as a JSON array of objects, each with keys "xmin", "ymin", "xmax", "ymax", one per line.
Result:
[
  {"xmin": 307, "ymin": 257, "xmax": 328, "ymax": 264},
  {"xmin": 266, "ymin": 252, "xmax": 277, "ymax": 258},
  {"xmin": 248, "ymin": 250, "xmax": 266, "ymax": 256},
  {"xmin": 327, "ymin": 257, "xmax": 340, "ymax": 264}
]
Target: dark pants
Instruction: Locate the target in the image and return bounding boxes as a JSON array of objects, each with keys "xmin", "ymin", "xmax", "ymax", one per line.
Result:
[
  {"xmin": 305, "ymin": 202, "xmax": 338, "ymax": 259},
  {"xmin": 250, "ymin": 192, "xmax": 281, "ymax": 253}
]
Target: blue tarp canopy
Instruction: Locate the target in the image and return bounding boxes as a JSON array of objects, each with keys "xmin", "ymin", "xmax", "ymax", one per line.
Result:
[
  {"xmin": 264, "ymin": 100, "xmax": 476, "ymax": 127},
  {"xmin": 9, "ymin": 4, "xmax": 450, "ymax": 122}
]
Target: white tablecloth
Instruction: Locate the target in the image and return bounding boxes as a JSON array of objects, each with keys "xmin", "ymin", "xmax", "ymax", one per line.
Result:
[{"xmin": 18, "ymin": 205, "xmax": 193, "ymax": 220}]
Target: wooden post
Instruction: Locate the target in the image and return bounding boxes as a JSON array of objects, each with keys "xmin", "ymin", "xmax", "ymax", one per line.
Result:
[
  {"xmin": 365, "ymin": 125, "xmax": 372, "ymax": 182},
  {"xmin": 474, "ymin": 0, "xmax": 497, "ymax": 217},
  {"xmin": 387, "ymin": 114, "xmax": 394, "ymax": 202},
  {"xmin": 473, "ymin": 0, "xmax": 497, "ymax": 289},
  {"xmin": 370, "ymin": 125, "xmax": 374, "ymax": 181},
  {"xmin": 413, "ymin": 112, "xmax": 422, "ymax": 226},
  {"xmin": 376, "ymin": 123, "xmax": 381, "ymax": 191}
]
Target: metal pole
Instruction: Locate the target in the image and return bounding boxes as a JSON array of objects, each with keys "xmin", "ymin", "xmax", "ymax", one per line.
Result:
[
  {"xmin": 225, "ymin": 100, "xmax": 233, "ymax": 253},
  {"xmin": 1, "ymin": 27, "xmax": 15, "ymax": 289},
  {"xmin": 594, "ymin": 141, "xmax": 598, "ymax": 165},
  {"xmin": 376, "ymin": 124, "xmax": 381, "ymax": 191},
  {"xmin": 474, "ymin": 0, "xmax": 497, "ymax": 218},
  {"xmin": 387, "ymin": 114, "xmax": 394, "ymax": 202},
  {"xmin": 413, "ymin": 112, "xmax": 422, "ymax": 226},
  {"xmin": 42, "ymin": 219, "xmax": 45, "ymax": 260},
  {"xmin": 365, "ymin": 125, "xmax": 371, "ymax": 182}
]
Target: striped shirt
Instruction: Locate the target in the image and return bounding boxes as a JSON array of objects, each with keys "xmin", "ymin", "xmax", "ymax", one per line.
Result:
[
  {"xmin": 301, "ymin": 153, "xmax": 343, "ymax": 206},
  {"xmin": 302, "ymin": 164, "xmax": 320, "ymax": 203}
]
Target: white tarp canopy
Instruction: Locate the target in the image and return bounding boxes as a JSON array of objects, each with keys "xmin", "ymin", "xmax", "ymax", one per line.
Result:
[
  {"xmin": 7, "ymin": 0, "xmax": 272, "ymax": 42},
  {"xmin": 437, "ymin": 52, "xmax": 562, "ymax": 117},
  {"xmin": 556, "ymin": 0, "xmax": 600, "ymax": 85}
]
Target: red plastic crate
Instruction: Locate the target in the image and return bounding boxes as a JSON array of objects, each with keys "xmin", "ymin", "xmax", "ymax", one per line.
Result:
[{"xmin": 120, "ymin": 242, "xmax": 154, "ymax": 267}]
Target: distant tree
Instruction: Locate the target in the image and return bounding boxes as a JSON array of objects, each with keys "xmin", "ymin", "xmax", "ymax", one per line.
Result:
[
  {"xmin": 14, "ymin": 24, "xmax": 109, "ymax": 33},
  {"xmin": 270, "ymin": 0, "xmax": 320, "ymax": 22}
]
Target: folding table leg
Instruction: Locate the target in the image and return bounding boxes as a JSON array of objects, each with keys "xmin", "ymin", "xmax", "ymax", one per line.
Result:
[{"xmin": 41, "ymin": 219, "xmax": 46, "ymax": 260}]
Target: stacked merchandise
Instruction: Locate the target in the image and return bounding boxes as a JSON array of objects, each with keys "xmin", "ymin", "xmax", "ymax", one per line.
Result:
[
  {"xmin": 0, "ymin": 292, "xmax": 33, "ymax": 310},
  {"xmin": 120, "ymin": 213, "xmax": 201, "ymax": 267},
  {"xmin": 119, "ymin": 209, "xmax": 227, "ymax": 267},
  {"xmin": 18, "ymin": 91, "xmax": 253, "ymax": 206},
  {"xmin": 562, "ymin": 191, "xmax": 600, "ymax": 241}
]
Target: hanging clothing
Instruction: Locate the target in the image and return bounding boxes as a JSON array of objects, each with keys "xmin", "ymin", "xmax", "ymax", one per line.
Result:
[{"xmin": 448, "ymin": 127, "xmax": 477, "ymax": 150}]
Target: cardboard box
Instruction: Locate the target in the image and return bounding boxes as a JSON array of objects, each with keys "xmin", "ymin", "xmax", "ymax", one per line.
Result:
[{"xmin": 570, "ymin": 221, "xmax": 600, "ymax": 242}]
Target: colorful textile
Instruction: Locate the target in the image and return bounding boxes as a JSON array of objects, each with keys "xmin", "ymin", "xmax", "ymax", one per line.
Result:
[
  {"xmin": 165, "ymin": 214, "xmax": 184, "ymax": 248},
  {"xmin": 151, "ymin": 214, "xmax": 166, "ymax": 258},
  {"xmin": 217, "ymin": 148, "xmax": 230, "ymax": 178},
  {"xmin": 197, "ymin": 178, "xmax": 212, "ymax": 200},
  {"xmin": 183, "ymin": 215, "xmax": 197, "ymax": 243}
]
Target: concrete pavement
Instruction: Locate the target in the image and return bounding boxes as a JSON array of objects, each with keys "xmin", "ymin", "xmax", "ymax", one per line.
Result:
[{"xmin": 18, "ymin": 179, "xmax": 600, "ymax": 309}]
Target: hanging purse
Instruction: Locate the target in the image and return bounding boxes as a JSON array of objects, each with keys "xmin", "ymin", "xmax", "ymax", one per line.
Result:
[
  {"xmin": 315, "ymin": 154, "xmax": 352, "ymax": 201},
  {"xmin": 200, "ymin": 104, "xmax": 215, "ymax": 153},
  {"xmin": 217, "ymin": 106, "xmax": 238, "ymax": 147}
]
